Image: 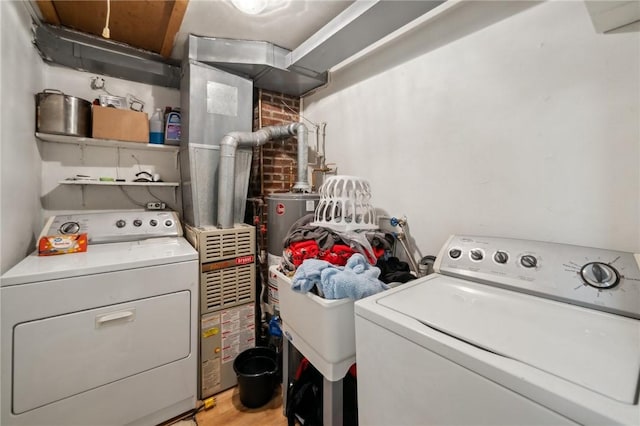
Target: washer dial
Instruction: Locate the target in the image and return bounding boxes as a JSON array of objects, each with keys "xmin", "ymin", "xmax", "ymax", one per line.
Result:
[
  {"xmin": 494, "ymin": 251, "xmax": 509, "ymax": 264},
  {"xmin": 580, "ymin": 262, "xmax": 620, "ymax": 289},
  {"xmin": 469, "ymin": 249, "xmax": 484, "ymax": 261},
  {"xmin": 520, "ymin": 255, "xmax": 538, "ymax": 268},
  {"xmin": 59, "ymin": 221, "xmax": 80, "ymax": 234}
]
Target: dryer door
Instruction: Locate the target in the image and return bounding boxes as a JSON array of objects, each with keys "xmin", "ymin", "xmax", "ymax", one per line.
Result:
[{"xmin": 12, "ymin": 291, "xmax": 190, "ymax": 414}]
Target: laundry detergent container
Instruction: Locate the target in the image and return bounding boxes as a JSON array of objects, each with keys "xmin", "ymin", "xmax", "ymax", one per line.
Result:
[{"xmin": 233, "ymin": 347, "xmax": 279, "ymax": 408}]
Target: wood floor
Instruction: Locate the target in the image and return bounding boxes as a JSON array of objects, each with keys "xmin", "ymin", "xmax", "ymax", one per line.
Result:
[{"xmin": 194, "ymin": 385, "xmax": 288, "ymax": 426}]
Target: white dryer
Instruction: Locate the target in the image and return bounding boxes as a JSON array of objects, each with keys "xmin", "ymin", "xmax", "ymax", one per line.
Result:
[
  {"xmin": 1, "ymin": 211, "xmax": 198, "ymax": 426},
  {"xmin": 355, "ymin": 235, "xmax": 640, "ymax": 425}
]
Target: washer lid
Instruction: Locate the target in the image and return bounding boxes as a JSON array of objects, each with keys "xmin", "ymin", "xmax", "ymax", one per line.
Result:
[
  {"xmin": 376, "ymin": 275, "xmax": 640, "ymax": 404},
  {"xmin": 1, "ymin": 237, "xmax": 198, "ymax": 286}
]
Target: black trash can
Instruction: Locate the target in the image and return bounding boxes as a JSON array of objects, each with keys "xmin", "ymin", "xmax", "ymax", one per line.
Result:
[{"xmin": 233, "ymin": 347, "xmax": 279, "ymax": 408}]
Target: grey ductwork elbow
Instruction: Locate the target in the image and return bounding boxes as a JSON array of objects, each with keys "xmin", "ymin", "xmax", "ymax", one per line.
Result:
[{"xmin": 217, "ymin": 122, "xmax": 312, "ymax": 229}]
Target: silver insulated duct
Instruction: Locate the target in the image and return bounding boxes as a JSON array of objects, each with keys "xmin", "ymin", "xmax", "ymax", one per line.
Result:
[{"xmin": 218, "ymin": 123, "xmax": 311, "ymax": 228}]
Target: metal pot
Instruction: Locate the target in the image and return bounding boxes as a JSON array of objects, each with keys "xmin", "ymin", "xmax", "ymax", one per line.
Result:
[{"xmin": 35, "ymin": 89, "xmax": 92, "ymax": 137}]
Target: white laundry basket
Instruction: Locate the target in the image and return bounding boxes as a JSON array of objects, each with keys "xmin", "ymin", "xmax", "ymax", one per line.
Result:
[{"xmin": 311, "ymin": 175, "xmax": 377, "ymax": 232}]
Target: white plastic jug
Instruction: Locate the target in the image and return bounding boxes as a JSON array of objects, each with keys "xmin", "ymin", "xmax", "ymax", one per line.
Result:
[{"xmin": 149, "ymin": 108, "xmax": 164, "ymax": 144}]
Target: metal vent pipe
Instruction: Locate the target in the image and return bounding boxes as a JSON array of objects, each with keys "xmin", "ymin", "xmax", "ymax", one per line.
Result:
[{"xmin": 218, "ymin": 122, "xmax": 311, "ymax": 228}]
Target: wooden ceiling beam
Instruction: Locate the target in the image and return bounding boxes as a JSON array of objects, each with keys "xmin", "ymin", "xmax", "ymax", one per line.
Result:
[
  {"xmin": 36, "ymin": 0, "xmax": 61, "ymax": 25},
  {"xmin": 160, "ymin": 0, "xmax": 189, "ymax": 58}
]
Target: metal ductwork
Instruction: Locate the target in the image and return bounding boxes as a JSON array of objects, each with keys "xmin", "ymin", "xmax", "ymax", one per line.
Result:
[
  {"xmin": 187, "ymin": 35, "xmax": 327, "ymax": 97},
  {"xmin": 187, "ymin": 1, "xmax": 445, "ymax": 96},
  {"xmin": 180, "ymin": 60, "xmax": 253, "ymax": 228},
  {"xmin": 218, "ymin": 123, "xmax": 311, "ymax": 228},
  {"xmin": 32, "ymin": 1, "xmax": 446, "ymax": 96},
  {"xmin": 33, "ymin": 24, "xmax": 180, "ymax": 89},
  {"xmin": 287, "ymin": 0, "xmax": 445, "ymax": 75}
]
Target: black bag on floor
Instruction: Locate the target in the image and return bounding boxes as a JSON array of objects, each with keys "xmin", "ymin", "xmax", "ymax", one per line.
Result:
[{"xmin": 286, "ymin": 358, "xmax": 323, "ymax": 426}]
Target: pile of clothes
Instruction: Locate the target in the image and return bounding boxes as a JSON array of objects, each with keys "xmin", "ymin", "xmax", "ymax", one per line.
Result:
[
  {"xmin": 280, "ymin": 215, "xmax": 392, "ymax": 272},
  {"xmin": 280, "ymin": 214, "xmax": 416, "ymax": 300}
]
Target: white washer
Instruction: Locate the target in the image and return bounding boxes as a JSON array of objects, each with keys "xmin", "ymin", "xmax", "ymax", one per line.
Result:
[
  {"xmin": 1, "ymin": 211, "xmax": 199, "ymax": 426},
  {"xmin": 355, "ymin": 235, "xmax": 640, "ymax": 426}
]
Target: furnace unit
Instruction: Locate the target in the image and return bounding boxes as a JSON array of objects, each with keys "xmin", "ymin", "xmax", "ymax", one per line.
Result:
[{"xmin": 185, "ymin": 224, "xmax": 256, "ymax": 398}]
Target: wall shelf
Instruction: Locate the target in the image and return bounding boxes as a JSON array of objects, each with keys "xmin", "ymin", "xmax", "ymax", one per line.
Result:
[
  {"xmin": 36, "ymin": 132, "xmax": 180, "ymax": 152},
  {"xmin": 59, "ymin": 180, "xmax": 179, "ymax": 207},
  {"xmin": 59, "ymin": 180, "xmax": 179, "ymax": 187},
  {"xmin": 40, "ymin": 132, "xmax": 181, "ymax": 208}
]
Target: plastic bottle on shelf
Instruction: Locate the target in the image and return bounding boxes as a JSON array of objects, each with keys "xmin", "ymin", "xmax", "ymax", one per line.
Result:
[
  {"xmin": 164, "ymin": 110, "xmax": 181, "ymax": 145},
  {"xmin": 149, "ymin": 108, "xmax": 164, "ymax": 144}
]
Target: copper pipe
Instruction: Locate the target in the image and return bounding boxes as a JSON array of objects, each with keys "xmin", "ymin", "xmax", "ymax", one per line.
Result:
[{"xmin": 289, "ymin": 161, "xmax": 294, "ymax": 190}]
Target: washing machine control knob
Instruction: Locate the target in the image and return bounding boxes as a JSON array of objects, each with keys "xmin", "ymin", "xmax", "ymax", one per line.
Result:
[
  {"xmin": 449, "ymin": 248, "xmax": 462, "ymax": 259},
  {"xmin": 59, "ymin": 221, "xmax": 80, "ymax": 234},
  {"xmin": 470, "ymin": 249, "xmax": 484, "ymax": 261},
  {"xmin": 580, "ymin": 262, "xmax": 620, "ymax": 289},
  {"xmin": 520, "ymin": 255, "xmax": 538, "ymax": 268},
  {"xmin": 115, "ymin": 219, "xmax": 126, "ymax": 228},
  {"xmin": 494, "ymin": 251, "xmax": 509, "ymax": 264}
]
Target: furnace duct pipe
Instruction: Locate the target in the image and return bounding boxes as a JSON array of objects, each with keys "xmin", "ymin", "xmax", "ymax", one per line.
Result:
[{"xmin": 218, "ymin": 122, "xmax": 311, "ymax": 228}]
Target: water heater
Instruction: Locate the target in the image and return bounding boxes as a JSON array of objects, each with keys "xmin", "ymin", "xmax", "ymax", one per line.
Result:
[{"xmin": 265, "ymin": 192, "xmax": 319, "ymax": 313}]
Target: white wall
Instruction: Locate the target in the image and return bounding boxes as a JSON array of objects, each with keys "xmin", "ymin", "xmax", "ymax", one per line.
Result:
[
  {"xmin": 0, "ymin": 1, "xmax": 44, "ymax": 274},
  {"xmin": 303, "ymin": 1, "xmax": 640, "ymax": 257},
  {"xmin": 43, "ymin": 66, "xmax": 179, "ymax": 119}
]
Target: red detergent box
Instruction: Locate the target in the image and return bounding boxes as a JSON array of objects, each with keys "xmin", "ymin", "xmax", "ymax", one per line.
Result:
[{"xmin": 38, "ymin": 233, "xmax": 88, "ymax": 256}]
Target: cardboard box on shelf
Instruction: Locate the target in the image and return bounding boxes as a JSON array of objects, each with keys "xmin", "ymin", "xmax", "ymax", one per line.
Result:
[{"xmin": 92, "ymin": 106, "xmax": 149, "ymax": 143}]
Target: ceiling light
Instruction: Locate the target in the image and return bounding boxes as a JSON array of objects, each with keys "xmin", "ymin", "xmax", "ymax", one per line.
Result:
[{"xmin": 231, "ymin": 0, "xmax": 269, "ymax": 15}]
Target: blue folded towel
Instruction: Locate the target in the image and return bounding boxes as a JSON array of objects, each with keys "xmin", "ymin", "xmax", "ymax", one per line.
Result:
[
  {"xmin": 291, "ymin": 258, "xmax": 331, "ymax": 293},
  {"xmin": 291, "ymin": 254, "xmax": 388, "ymax": 300}
]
